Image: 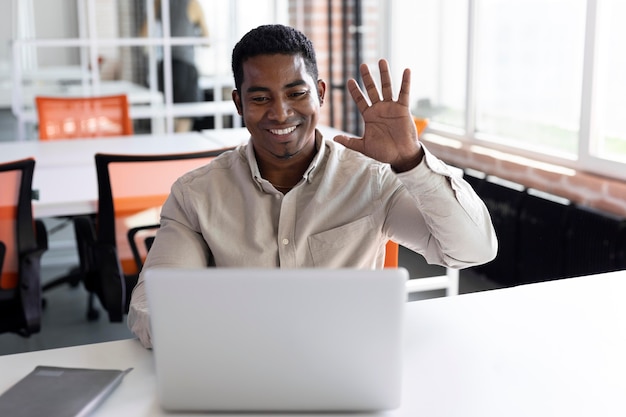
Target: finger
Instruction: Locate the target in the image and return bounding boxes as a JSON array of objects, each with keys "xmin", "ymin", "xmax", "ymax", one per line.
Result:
[
  {"xmin": 397, "ymin": 67, "xmax": 412, "ymax": 107},
  {"xmin": 347, "ymin": 78, "xmax": 370, "ymax": 114},
  {"xmin": 379, "ymin": 59, "xmax": 394, "ymax": 101},
  {"xmin": 359, "ymin": 63, "xmax": 381, "ymax": 104},
  {"xmin": 333, "ymin": 134, "xmax": 365, "ymax": 154}
]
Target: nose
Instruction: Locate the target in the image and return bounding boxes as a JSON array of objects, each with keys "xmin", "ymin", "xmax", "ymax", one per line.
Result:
[{"xmin": 267, "ymin": 97, "xmax": 293, "ymax": 122}]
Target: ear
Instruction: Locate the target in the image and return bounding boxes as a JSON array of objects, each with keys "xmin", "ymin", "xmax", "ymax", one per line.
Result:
[
  {"xmin": 232, "ymin": 89, "xmax": 243, "ymax": 115},
  {"xmin": 316, "ymin": 79, "xmax": 327, "ymax": 105}
]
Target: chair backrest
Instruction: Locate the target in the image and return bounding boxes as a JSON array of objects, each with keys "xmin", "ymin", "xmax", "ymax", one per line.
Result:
[
  {"xmin": 414, "ymin": 116, "xmax": 429, "ymax": 137},
  {"xmin": 35, "ymin": 94, "xmax": 133, "ymax": 140},
  {"xmin": 96, "ymin": 150, "xmax": 228, "ymax": 275},
  {"xmin": 0, "ymin": 158, "xmax": 47, "ymax": 335},
  {"xmin": 384, "ymin": 241, "xmax": 399, "ymax": 268},
  {"xmin": 0, "ymin": 159, "xmax": 35, "ymax": 290},
  {"xmin": 91, "ymin": 149, "xmax": 229, "ymax": 321}
]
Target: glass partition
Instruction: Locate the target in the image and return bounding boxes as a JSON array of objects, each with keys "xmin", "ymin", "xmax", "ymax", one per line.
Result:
[{"xmin": 7, "ymin": 0, "xmax": 288, "ymax": 139}]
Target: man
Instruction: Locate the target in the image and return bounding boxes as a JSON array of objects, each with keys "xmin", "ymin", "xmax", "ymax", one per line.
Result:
[{"xmin": 128, "ymin": 24, "xmax": 497, "ymax": 348}]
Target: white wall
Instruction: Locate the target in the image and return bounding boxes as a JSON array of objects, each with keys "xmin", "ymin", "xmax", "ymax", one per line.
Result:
[
  {"xmin": 0, "ymin": 2, "xmax": 13, "ymax": 65},
  {"xmin": 32, "ymin": 0, "xmax": 80, "ymax": 66},
  {"xmin": 0, "ymin": 0, "xmax": 81, "ymax": 69}
]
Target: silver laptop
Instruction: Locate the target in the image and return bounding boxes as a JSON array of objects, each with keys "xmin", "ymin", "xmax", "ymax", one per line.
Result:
[{"xmin": 144, "ymin": 267, "xmax": 408, "ymax": 413}]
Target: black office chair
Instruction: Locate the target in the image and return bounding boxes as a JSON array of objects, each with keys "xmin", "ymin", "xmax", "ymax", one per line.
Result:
[
  {"xmin": 73, "ymin": 149, "xmax": 229, "ymax": 322},
  {"xmin": 0, "ymin": 158, "xmax": 48, "ymax": 336},
  {"xmin": 127, "ymin": 224, "xmax": 160, "ymax": 273},
  {"xmin": 0, "ymin": 242, "xmax": 6, "ymax": 278}
]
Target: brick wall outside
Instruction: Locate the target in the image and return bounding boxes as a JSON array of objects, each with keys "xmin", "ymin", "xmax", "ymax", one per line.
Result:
[
  {"xmin": 291, "ymin": 0, "xmax": 381, "ymax": 134},
  {"xmin": 421, "ymin": 133, "xmax": 626, "ymax": 218}
]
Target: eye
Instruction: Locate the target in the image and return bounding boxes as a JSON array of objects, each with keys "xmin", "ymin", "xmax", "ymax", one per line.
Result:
[
  {"xmin": 250, "ymin": 95, "xmax": 270, "ymax": 103},
  {"xmin": 288, "ymin": 89, "xmax": 310, "ymax": 99}
]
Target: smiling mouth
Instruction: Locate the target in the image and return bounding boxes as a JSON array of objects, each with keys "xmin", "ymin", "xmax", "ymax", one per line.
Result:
[{"xmin": 268, "ymin": 126, "xmax": 297, "ymax": 136}]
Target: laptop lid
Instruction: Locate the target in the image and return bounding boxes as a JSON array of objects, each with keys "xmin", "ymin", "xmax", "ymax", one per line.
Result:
[{"xmin": 144, "ymin": 267, "xmax": 408, "ymax": 413}]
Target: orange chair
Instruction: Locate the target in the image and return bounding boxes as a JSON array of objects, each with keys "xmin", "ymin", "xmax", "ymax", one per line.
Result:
[
  {"xmin": 35, "ymin": 94, "xmax": 133, "ymax": 140},
  {"xmin": 414, "ymin": 116, "xmax": 428, "ymax": 137},
  {"xmin": 72, "ymin": 149, "xmax": 231, "ymax": 322},
  {"xmin": 0, "ymin": 158, "xmax": 48, "ymax": 336},
  {"xmin": 384, "ymin": 241, "xmax": 399, "ymax": 268},
  {"xmin": 385, "ymin": 240, "xmax": 459, "ymax": 296},
  {"xmin": 36, "ymin": 94, "xmax": 133, "ymax": 313}
]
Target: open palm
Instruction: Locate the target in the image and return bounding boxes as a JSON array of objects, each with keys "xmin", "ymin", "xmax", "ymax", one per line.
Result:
[{"xmin": 334, "ymin": 59, "xmax": 423, "ymax": 172}]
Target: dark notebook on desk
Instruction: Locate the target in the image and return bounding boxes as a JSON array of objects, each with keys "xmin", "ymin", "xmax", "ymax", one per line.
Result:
[
  {"xmin": 0, "ymin": 366, "xmax": 132, "ymax": 417},
  {"xmin": 145, "ymin": 267, "xmax": 408, "ymax": 413}
]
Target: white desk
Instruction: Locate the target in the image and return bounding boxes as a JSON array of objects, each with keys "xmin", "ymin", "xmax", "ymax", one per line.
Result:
[
  {"xmin": 0, "ymin": 65, "xmax": 88, "ymax": 108},
  {"xmin": 0, "ymin": 132, "xmax": 229, "ymax": 218},
  {"xmin": 1, "ymin": 271, "xmax": 624, "ymax": 416},
  {"xmin": 0, "ymin": 126, "xmax": 347, "ymax": 218}
]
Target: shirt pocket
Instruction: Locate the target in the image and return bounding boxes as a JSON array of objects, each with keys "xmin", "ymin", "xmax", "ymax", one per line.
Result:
[{"xmin": 307, "ymin": 215, "xmax": 378, "ymax": 267}]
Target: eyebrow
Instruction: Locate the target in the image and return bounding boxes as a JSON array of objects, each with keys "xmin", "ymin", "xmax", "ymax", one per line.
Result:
[{"xmin": 245, "ymin": 79, "xmax": 308, "ymax": 94}]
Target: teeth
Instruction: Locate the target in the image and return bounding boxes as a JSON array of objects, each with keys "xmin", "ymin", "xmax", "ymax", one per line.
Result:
[{"xmin": 269, "ymin": 126, "xmax": 296, "ymax": 135}]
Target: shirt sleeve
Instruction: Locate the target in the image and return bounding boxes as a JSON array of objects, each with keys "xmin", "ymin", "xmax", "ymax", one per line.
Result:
[
  {"xmin": 386, "ymin": 145, "xmax": 498, "ymax": 268},
  {"xmin": 127, "ymin": 179, "xmax": 212, "ymax": 348},
  {"xmin": 127, "ymin": 290, "xmax": 152, "ymax": 349}
]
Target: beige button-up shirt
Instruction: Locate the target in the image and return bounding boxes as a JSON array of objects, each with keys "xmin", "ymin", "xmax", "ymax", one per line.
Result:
[{"xmin": 128, "ymin": 130, "xmax": 497, "ymax": 347}]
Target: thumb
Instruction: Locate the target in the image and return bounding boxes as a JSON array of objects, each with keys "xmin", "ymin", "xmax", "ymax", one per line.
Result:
[{"xmin": 333, "ymin": 134, "xmax": 365, "ymax": 153}]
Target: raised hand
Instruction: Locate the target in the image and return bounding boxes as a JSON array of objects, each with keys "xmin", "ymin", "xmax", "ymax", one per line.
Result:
[{"xmin": 333, "ymin": 59, "xmax": 423, "ymax": 172}]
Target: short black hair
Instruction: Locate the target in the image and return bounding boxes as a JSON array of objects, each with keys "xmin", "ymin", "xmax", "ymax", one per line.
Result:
[{"xmin": 231, "ymin": 24, "xmax": 319, "ymax": 92}]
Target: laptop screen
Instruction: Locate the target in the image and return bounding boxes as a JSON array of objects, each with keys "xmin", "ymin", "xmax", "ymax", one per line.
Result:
[{"xmin": 145, "ymin": 267, "xmax": 408, "ymax": 412}]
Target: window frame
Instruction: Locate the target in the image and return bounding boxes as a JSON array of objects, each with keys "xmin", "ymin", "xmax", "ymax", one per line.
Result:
[{"xmin": 386, "ymin": 0, "xmax": 626, "ymax": 182}]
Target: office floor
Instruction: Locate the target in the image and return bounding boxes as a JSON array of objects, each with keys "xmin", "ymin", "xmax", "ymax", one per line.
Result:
[{"xmin": 0, "ymin": 110, "xmax": 504, "ymax": 356}]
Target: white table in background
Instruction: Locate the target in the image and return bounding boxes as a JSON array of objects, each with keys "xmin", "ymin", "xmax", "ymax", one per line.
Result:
[
  {"xmin": 1, "ymin": 270, "xmax": 624, "ymax": 416},
  {"xmin": 0, "ymin": 132, "xmax": 228, "ymax": 218}
]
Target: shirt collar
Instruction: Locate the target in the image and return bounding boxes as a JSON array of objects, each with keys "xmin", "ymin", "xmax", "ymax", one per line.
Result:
[
  {"xmin": 304, "ymin": 129, "xmax": 326, "ymax": 184},
  {"xmin": 245, "ymin": 128, "xmax": 327, "ymax": 190}
]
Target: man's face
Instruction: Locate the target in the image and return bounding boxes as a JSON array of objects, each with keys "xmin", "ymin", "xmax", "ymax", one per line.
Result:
[{"xmin": 232, "ymin": 54, "xmax": 325, "ymax": 161}]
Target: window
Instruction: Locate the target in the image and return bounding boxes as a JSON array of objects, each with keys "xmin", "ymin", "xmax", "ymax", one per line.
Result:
[
  {"xmin": 387, "ymin": 0, "xmax": 626, "ymax": 181},
  {"xmin": 389, "ymin": 0, "xmax": 468, "ymax": 133},
  {"xmin": 591, "ymin": 0, "xmax": 626, "ymax": 163},
  {"xmin": 474, "ymin": 0, "xmax": 586, "ymax": 157}
]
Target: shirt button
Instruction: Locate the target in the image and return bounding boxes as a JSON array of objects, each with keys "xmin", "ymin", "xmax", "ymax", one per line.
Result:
[
  {"xmin": 282, "ymin": 238, "xmax": 289, "ymax": 245},
  {"xmin": 275, "ymin": 194, "xmax": 282, "ymax": 199}
]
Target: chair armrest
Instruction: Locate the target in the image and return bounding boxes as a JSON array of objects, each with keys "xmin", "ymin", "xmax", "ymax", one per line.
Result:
[
  {"xmin": 34, "ymin": 219, "xmax": 48, "ymax": 251},
  {"xmin": 0, "ymin": 241, "xmax": 5, "ymax": 277},
  {"xmin": 127, "ymin": 224, "xmax": 160, "ymax": 272}
]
